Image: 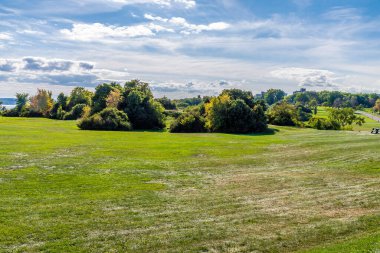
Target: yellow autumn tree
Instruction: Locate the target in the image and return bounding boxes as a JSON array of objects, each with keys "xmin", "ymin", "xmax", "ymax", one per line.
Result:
[
  {"xmin": 374, "ymin": 99, "xmax": 380, "ymax": 113},
  {"xmin": 30, "ymin": 89, "xmax": 53, "ymax": 116},
  {"xmin": 106, "ymin": 89, "xmax": 121, "ymax": 108}
]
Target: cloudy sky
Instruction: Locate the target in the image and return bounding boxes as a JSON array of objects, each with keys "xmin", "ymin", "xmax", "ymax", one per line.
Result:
[{"xmin": 1, "ymin": 0, "xmax": 380, "ymax": 98}]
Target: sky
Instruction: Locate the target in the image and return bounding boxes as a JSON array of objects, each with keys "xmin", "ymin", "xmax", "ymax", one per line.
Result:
[{"xmin": 1, "ymin": 0, "xmax": 380, "ymax": 98}]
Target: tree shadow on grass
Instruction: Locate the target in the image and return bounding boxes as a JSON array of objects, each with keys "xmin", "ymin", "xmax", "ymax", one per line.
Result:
[
  {"xmin": 77, "ymin": 127, "xmax": 280, "ymax": 135},
  {"xmin": 224, "ymin": 127, "xmax": 280, "ymax": 137}
]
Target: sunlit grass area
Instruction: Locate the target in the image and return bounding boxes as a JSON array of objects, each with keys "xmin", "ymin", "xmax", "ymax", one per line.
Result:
[
  {"xmin": 0, "ymin": 117, "xmax": 379, "ymax": 252},
  {"xmin": 315, "ymin": 106, "xmax": 380, "ymax": 131}
]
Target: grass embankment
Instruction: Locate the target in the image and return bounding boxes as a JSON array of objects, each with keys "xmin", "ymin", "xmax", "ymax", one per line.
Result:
[
  {"xmin": 364, "ymin": 108, "xmax": 380, "ymax": 116},
  {"xmin": 0, "ymin": 117, "xmax": 379, "ymax": 252}
]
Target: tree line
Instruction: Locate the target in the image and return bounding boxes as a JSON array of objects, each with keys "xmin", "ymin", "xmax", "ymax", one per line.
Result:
[
  {"xmin": 262, "ymin": 88, "xmax": 379, "ymax": 109},
  {"xmin": 1, "ymin": 81, "xmax": 379, "ymax": 133}
]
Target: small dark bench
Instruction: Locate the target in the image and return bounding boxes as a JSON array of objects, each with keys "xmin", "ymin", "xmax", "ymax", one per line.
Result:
[{"xmin": 371, "ymin": 128, "xmax": 380, "ymax": 134}]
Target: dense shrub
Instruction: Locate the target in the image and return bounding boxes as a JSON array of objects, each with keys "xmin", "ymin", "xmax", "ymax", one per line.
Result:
[
  {"xmin": 63, "ymin": 104, "xmax": 87, "ymax": 120},
  {"xmin": 308, "ymin": 117, "xmax": 341, "ymax": 130},
  {"xmin": 296, "ymin": 105, "xmax": 313, "ymax": 121},
  {"xmin": 50, "ymin": 103, "xmax": 65, "ymax": 119},
  {"xmin": 170, "ymin": 107, "xmax": 206, "ymax": 133},
  {"xmin": 205, "ymin": 90, "xmax": 267, "ymax": 133},
  {"xmin": 4, "ymin": 106, "xmax": 43, "ymax": 118},
  {"xmin": 267, "ymin": 102, "xmax": 300, "ymax": 126},
  {"xmin": 2, "ymin": 108, "xmax": 20, "ymax": 117},
  {"xmin": 20, "ymin": 109, "xmax": 44, "ymax": 118},
  {"xmin": 78, "ymin": 108, "xmax": 132, "ymax": 131}
]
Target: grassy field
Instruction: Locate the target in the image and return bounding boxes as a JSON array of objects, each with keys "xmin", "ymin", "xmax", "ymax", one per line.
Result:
[
  {"xmin": 315, "ymin": 107, "xmax": 330, "ymax": 118},
  {"xmin": 316, "ymin": 107, "xmax": 380, "ymax": 131},
  {"xmin": 0, "ymin": 117, "xmax": 379, "ymax": 252}
]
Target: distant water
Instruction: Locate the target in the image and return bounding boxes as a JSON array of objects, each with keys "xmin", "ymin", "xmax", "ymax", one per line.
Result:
[{"xmin": 3, "ymin": 105, "xmax": 15, "ymax": 109}]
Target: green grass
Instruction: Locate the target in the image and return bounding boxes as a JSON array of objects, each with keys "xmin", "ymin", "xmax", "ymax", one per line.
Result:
[
  {"xmin": 364, "ymin": 108, "xmax": 380, "ymax": 116},
  {"xmin": 316, "ymin": 106, "xmax": 380, "ymax": 131},
  {"xmin": 0, "ymin": 117, "xmax": 379, "ymax": 252},
  {"xmin": 299, "ymin": 231, "xmax": 380, "ymax": 253},
  {"xmin": 316, "ymin": 106, "xmax": 330, "ymax": 118}
]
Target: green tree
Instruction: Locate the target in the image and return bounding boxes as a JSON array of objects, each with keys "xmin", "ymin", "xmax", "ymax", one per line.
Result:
[
  {"xmin": 309, "ymin": 99, "xmax": 318, "ymax": 115},
  {"xmin": 205, "ymin": 90, "xmax": 267, "ymax": 133},
  {"xmin": 92, "ymin": 82, "xmax": 122, "ymax": 113},
  {"xmin": 50, "ymin": 92, "xmax": 69, "ymax": 119},
  {"xmin": 68, "ymin": 87, "xmax": 93, "ymax": 109},
  {"xmin": 264, "ymin": 89, "xmax": 286, "ymax": 105},
  {"xmin": 373, "ymin": 99, "xmax": 380, "ymax": 113},
  {"xmin": 63, "ymin": 104, "xmax": 88, "ymax": 120},
  {"xmin": 174, "ymin": 96, "xmax": 204, "ymax": 109},
  {"xmin": 29, "ymin": 89, "xmax": 53, "ymax": 116},
  {"xmin": 0, "ymin": 101, "xmax": 4, "ymax": 113},
  {"xmin": 294, "ymin": 92, "xmax": 310, "ymax": 106},
  {"xmin": 120, "ymin": 80, "xmax": 165, "ymax": 130},
  {"xmin": 15, "ymin": 93, "xmax": 29, "ymax": 113},
  {"xmin": 328, "ymin": 108, "xmax": 365, "ymax": 129},
  {"xmin": 221, "ymin": 89, "xmax": 256, "ymax": 107},
  {"xmin": 296, "ymin": 105, "xmax": 313, "ymax": 122},
  {"xmin": 106, "ymin": 89, "xmax": 121, "ymax": 108},
  {"xmin": 156, "ymin": 96, "xmax": 177, "ymax": 110},
  {"xmin": 57, "ymin": 93, "xmax": 68, "ymax": 110}
]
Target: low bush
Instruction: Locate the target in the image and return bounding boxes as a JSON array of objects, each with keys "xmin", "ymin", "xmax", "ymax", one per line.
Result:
[
  {"xmin": 170, "ymin": 107, "xmax": 206, "ymax": 133},
  {"xmin": 2, "ymin": 108, "xmax": 19, "ymax": 117},
  {"xmin": 78, "ymin": 108, "xmax": 132, "ymax": 131},
  {"xmin": 20, "ymin": 110, "xmax": 44, "ymax": 118},
  {"xmin": 267, "ymin": 102, "xmax": 300, "ymax": 126},
  {"xmin": 63, "ymin": 104, "xmax": 87, "ymax": 120},
  {"xmin": 308, "ymin": 117, "xmax": 341, "ymax": 130}
]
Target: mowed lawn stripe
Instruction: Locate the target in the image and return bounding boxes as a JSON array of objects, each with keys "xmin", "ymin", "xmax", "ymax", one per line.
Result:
[{"xmin": 0, "ymin": 117, "xmax": 379, "ymax": 252}]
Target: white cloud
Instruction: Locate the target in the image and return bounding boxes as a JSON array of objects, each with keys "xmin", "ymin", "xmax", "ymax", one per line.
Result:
[
  {"xmin": 4, "ymin": 0, "xmax": 196, "ymax": 16},
  {"xmin": 110, "ymin": 0, "xmax": 196, "ymax": 9},
  {"xmin": 150, "ymin": 79, "xmax": 235, "ymax": 94},
  {"xmin": 144, "ymin": 14, "xmax": 168, "ymax": 22},
  {"xmin": 0, "ymin": 57, "xmax": 129, "ymax": 88},
  {"xmin": 61, "ymin": 16, "xmax": 230, "ymax": 42},
  {"xmin": 271, "ymin": 68, "xmax": 340, "ymax": 88},
  {"xmin": 2, "ymin": 2, "xmax": 380, "ymax": 97},
  {"xmin": 17, "ymin": 29, "xmax": 46, "ymax": 36},
  {"xmin": 144, "ymin": 15, "xmax": 231, "ymax": 34},
  {"xmin": 60, "ymin": 23, "xmax": 156, "ymax": 41},
  {"xmin": 170, "ymin": 17, "xmax": 230, "ymax": 34},
  {"xmin": 0, "ymin": 33, "xmax": 12, "ymax": 40},
  {"xmin": 81, "ymin": 0, "xmax": 196, "ymax": 10}
]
